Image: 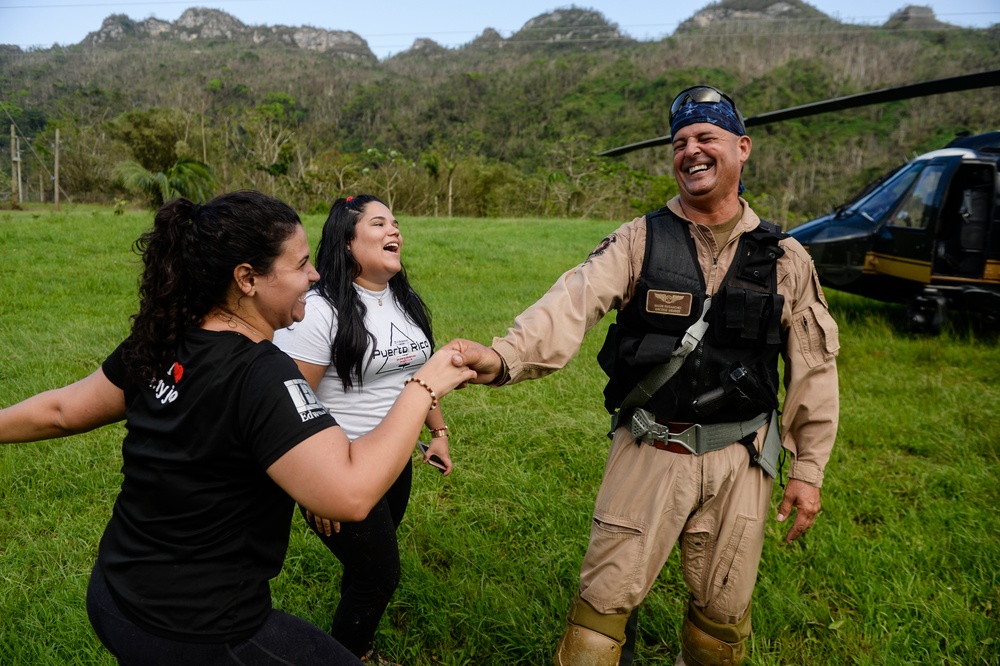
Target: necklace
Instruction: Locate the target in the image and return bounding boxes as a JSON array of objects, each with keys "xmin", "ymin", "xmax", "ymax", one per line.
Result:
[
  {"xmin": 357, "ymin": 284, "xmax": 389, "ymax": 306},
  {"xmin": 214, "ymin": 310, "xmax": 265, "ymax": 339}
]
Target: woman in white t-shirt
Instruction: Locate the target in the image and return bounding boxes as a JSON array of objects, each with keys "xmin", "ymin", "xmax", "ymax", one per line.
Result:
[{"xmin": 274, "ymin": 195, "xmax": 450, "ymax": 665}]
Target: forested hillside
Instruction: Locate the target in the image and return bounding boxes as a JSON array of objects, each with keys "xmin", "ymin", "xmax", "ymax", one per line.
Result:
[{"xmin": 2, "ymin": 1, "xmax": 998, "ymax": 225}]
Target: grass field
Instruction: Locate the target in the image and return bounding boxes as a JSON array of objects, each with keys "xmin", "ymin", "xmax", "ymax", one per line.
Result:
[{"xmin": 1, "ymin": 205, "xmax": 998, "ymax": 665}]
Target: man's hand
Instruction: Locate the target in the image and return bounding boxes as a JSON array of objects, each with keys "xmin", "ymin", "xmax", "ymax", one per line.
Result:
[
  {"xmin": 776, "ymin": 478, "xmax": 821, "ymax": 543},
  {"xmin": 443, "ymin": 339, "xmax": 503, "ymax": 385}
]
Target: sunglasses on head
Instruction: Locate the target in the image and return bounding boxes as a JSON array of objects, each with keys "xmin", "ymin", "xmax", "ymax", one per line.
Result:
[{"xmin": 669, "ymin": 86, "xmax": 746, "ymax": 133}]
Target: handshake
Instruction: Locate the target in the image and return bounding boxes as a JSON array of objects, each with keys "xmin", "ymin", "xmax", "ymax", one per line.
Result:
[{"xmin": 420, "ymin": 339, "xmax": 504, "ymax": 394}]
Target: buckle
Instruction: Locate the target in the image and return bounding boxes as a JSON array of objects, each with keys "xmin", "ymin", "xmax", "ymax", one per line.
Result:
[
  {"xmin": 630, "ymin": 408, "xmax": 669, "ymax": 442},
  {"xmin": 630, "ymin": 409, "xmax": 702, "ymax": 454},
  {"xmin": 664, "ymin": 423, "xmax": 701, "ymax": 454}
]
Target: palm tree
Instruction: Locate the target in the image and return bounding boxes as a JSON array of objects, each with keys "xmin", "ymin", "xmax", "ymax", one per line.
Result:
[{"xmin": 114, "ymin": 157, "xmax": 216, "ymax": 208}]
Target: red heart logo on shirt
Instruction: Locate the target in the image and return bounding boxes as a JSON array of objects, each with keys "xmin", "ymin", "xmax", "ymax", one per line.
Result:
[{"xmin": 172, "ymin": 363, "xmax": 184, "ymax": 383}]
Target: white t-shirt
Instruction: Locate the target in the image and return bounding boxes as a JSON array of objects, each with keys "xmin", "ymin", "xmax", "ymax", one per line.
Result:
[{"xmin": 273, "ymin": 286, "xmax": 432, "ymax": 440}]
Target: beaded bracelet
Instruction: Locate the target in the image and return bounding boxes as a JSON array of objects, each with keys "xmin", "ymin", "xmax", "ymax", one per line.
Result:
[
  {"xmin": 430, "ymin": 426, "xmax": 449, "ymax": 438},
  {"xmin": 403, "ymin": 377, "xmax": 439, "ymax": 410}
]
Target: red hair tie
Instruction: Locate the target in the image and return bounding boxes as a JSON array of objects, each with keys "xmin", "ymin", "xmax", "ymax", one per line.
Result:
[{"xmin": 346, "ymin": 195, "xmax": 354, "ymax": 203}]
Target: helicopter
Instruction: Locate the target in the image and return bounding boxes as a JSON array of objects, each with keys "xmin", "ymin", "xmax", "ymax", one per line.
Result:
[{"xmin": 600, "ymin": 69, "xmax": 1000, "ymax": 333}]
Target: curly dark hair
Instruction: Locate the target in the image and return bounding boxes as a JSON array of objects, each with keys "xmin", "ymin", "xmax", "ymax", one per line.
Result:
[
  {"xmin": 123, "ymin": 190, "xmax": 302, "ymax": 384},
  {"xmin": 313, "ymin": 195, "xmax": 433, "ymax": 391}
]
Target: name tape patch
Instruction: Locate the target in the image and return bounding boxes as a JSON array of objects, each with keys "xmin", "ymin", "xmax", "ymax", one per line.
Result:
[{"xmin": 646, "ymin": 290, "xmax": 693, "ymax": 316}]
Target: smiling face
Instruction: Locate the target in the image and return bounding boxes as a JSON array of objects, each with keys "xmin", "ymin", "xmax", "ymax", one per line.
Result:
[
  {"xmin": 252, "ymin": 224, "xmax": 319, "ymax": 336},
  {"xmin": 672, "ymin": 122, "xmax": 751, "ymax": 211},
  {"xmin": 349, "ymin": 201, "xmax": 402, "ymax": 291}
]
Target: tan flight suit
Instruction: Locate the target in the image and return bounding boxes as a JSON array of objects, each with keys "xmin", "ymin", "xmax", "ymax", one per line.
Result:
[{"xmin": 490, "ymin": 197, "xmax": 839, "ymax": 662}]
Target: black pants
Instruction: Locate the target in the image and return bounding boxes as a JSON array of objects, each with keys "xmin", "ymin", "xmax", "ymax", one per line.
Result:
[
  {"xmin": 302, "ymin": 459, "xmax": 412, "ymax": 657},
  {"xmin": 86, "ymin": 563, "xmax": 360, "ymax": 665}
]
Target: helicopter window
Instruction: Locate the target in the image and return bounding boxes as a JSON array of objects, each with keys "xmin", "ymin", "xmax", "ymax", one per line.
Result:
[
  {"xmin": 852, "ymin": 162, "xmax": 923, "ymax": 223},
  {"xmin": 890, "ymin": 165, "xmax": 947, "ymax": 230}
]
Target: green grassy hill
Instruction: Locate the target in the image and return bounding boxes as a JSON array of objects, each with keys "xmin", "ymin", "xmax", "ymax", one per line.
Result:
[{"xmin": 1, "ymin": 4, "xmax": 998, "ymax": 223}]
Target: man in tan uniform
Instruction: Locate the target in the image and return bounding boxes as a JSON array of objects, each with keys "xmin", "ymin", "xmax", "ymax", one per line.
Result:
[{"xmin": 447, "ymin": 85, "xmax": 839, "ymax": 666}]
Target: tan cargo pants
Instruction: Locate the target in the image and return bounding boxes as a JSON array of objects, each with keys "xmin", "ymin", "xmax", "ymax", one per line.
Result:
[{"xmin": 578, "ymin": 426, "xmax": 772, "ymax": 626}]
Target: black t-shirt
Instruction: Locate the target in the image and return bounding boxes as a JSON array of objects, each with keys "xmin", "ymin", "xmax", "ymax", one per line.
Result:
[{"xmin": 98, "ymin": 328, "xmax": 336, "ymax": 643}]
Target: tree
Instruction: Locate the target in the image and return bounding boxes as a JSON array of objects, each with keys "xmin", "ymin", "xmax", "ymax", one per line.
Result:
[
  {"xmin": 113, "ymin": 156, "xmax": 215, "ymax": 208},
  {"xmin": 232, "ymin": 94, "xmax": 304, "ymax": 196},
  {"xmin": 304, "ymin": 149, "xmax": 361, "ymax": 205},
  {"xmin": 420, "ymin": 149, "xmax": 442, "ymax": 216},
  {"xmin": 110, "ymin": 108, "xmax": 190, "ymax": 173},
  {"xmin": 361, "ymin": 148, "xmax": 413, "ymax": 211}
]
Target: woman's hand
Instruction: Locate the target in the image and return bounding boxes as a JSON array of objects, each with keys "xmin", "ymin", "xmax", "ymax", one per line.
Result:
[
  {"xmin": 423, "ymin": 436, "xmax": 453, "ymax": 476},
  {"xmin": 304, "ymin": 508, "xmax": 340, "ymax": 536},
  {"xmin": 409, "ymin": 348, "xmax": 476, "ymax": 400}
]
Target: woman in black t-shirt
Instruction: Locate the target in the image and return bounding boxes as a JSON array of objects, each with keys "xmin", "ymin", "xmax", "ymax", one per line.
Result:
[{"xmin": 0, "ymin": 191, "xmax": 475, "ymax": 665}]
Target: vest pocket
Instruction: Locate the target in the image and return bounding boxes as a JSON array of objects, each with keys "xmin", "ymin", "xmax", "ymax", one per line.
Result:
[
  {"xmin": 710, "ymin": 287, "xmax": 783, "ymax": 347},
  {"xmin": 634, "ymin": 332, "xmax": 679, "ymax": 365}
]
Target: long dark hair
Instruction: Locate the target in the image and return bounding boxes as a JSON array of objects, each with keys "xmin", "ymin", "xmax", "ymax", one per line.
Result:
[
  {"xmin": 313, "ymin": 195, "xmax": 433, "ymax": 391},
  {"xmin": 123, "ymin": 190, "xmax": 302, "ymax": 383}
]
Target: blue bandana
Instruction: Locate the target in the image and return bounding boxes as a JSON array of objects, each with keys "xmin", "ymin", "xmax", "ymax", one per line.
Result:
[
  {"xmin": 670, "ymin": 100, "xmax": 748, "ymax": 194},
  {"xmin": 670, "ymin": 100, "xmax": 746, "ymax": 139}
]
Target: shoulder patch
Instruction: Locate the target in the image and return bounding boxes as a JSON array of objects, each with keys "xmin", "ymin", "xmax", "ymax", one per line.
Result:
[
  {"xmin": 284, "ymin": 379, "xmax": 329, "ymax": 423},
  {"xmin": 587, "ymin": 234, "xmax": 617, "ymax": 262}
]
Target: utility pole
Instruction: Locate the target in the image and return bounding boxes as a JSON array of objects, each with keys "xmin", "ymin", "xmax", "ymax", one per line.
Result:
[
  {"xmin": 15, "ymin": 135, "xmax": 22, "ymax": 204},
  {"xmin": 10, "ymin": 124, "xmax": 18, "ymax": 209},
  {"xmin": 54, "ymin": 128, "xmax": 60, "ymax": 212}
]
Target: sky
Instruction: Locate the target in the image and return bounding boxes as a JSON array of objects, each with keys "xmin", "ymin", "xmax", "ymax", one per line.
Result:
[{"xmin": 0, "ymin": 0, "xmax": 997, "ymax": 59}]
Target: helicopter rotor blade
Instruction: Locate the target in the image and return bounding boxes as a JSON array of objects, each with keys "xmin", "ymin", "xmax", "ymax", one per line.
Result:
[
  {"xmin": 599, "ymin": 69, "xmax": 1000, "ymax": 157},
  {"xmin": 599, "ymin": 135, "xmax": 672, "ymax": 157},
  {"xmin": 744, "ymin": 68, "xmax": 1000, "ymax": 126}
]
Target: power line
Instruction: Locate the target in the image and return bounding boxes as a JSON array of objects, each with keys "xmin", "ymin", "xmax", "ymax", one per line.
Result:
[
  {"xmin": 0, "ymin": 101, "xmax": 73, "ymax": 203},
  {"xmin": 0, "ymin": 1, "xmax": 266, "ymax": 8}
]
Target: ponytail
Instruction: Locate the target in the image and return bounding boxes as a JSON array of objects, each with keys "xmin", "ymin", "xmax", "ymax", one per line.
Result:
[{"xmin": 123, "ymin": 191, "xmax": 301, "ymax": 383}]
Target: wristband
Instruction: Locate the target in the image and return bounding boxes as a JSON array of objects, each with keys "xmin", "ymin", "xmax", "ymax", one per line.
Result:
[{"xmin": 430, "ymin": 426, "xmax": 449, "ymax": 439}]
